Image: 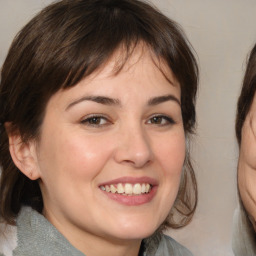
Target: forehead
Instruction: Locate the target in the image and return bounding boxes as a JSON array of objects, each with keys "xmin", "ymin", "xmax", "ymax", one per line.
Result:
[
  {"xmin": 46, "ymin": 44, "xmax": 180, "ymax": 112},
  {"xmin": 87, "ymin": 44, "xmax": 178, "ymax": 88}
]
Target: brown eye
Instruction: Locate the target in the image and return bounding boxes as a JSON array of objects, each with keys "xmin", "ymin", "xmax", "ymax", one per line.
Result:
[
  {"xmin": 81, "ymin": 116, "xmax": 109, "ymax": 126},
  {"xmin": 151, "ymin": 116, "xmax": 163, "ymax": 124},
  {"xmin": 147, "ymin": 115, "xmax": 175, "ymax": 125},
  {"xmin": 88, "ymin": 117, "xmax": 102, "ymax": 125}
]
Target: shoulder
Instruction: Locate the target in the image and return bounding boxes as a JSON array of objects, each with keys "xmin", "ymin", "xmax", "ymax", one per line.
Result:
[
  {"xmin": 0, "ymin": 222, "xmax": 18, "ymax": 256},
  {"xmin": 0, "ymin": 207, "xmax": 84, "ymax": 256},
  {"xmin": 144, "ymin": 233, "xmax": 193, "ymax": 256}
]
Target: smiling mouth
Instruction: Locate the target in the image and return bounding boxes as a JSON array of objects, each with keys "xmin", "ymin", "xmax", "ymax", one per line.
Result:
[{"xmin": 99, "ymin": 183, "xmax": 152, "ymax": 196}]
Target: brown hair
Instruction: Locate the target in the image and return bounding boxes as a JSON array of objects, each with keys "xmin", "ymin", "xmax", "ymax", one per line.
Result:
[{"xmin": 0, "ymin": 0, "xmax": 198, "ymax": 229}]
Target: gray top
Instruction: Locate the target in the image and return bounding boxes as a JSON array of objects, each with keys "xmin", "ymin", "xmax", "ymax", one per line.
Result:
[
  {"xmin": 0, "ymin": 207, "xmax": 193, "ymax": 256},
  {"xmin": 232, "ymin": 205, "xmax": 256, "ymax": 256}
]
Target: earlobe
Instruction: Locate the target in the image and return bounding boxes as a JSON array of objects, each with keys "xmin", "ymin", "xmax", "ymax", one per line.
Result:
[{"xmin": 7, "ymin": 130, "xmax": 41, "ymax": 181}]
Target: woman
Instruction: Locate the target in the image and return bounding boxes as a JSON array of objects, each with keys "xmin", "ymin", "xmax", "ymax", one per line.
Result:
[
  {"xmin": 233, "ymin": 44, "xmax": 256, "ymax": 255},
  {"xmin": 0, "ymin": 0, "xmax": 198, "ymax": 255}
]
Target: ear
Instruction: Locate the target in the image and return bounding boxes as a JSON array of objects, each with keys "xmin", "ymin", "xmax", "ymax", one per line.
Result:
[{"xmin": 6, "ymin": 125, "xmax": 41, "ymax": 181}]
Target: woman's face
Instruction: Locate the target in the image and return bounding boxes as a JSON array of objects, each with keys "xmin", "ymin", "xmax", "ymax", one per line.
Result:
[
  {"xmin": 238, "ymin": 94, "xmax": 256, "ymax": 230},
  {"xmin": 32, "ymin": 47, "xmax": 185, "ymax": 250}
]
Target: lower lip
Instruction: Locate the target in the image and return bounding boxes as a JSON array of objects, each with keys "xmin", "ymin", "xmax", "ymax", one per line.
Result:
[{"xmin": 100, "ymin": 186, "xmax": 157, "ymax": 206}]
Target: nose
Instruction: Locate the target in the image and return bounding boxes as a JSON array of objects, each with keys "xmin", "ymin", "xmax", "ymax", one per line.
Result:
[{"xmin": 114, "ymin": 125, "xmax": 153, "ymax": 168}]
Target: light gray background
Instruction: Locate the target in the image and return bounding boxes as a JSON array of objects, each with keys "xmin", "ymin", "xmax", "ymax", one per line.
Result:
[{"xmin": 1, "ymin": 1, "xmax": 256, "ymax": 255}]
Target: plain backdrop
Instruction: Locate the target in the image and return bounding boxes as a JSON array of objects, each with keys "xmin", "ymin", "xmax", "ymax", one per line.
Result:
[{"xmin": 1, "ymin": 1, "xmax": 256, "ymax": 255}]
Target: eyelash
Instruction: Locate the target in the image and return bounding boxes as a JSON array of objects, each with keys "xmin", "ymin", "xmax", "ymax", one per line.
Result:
[
  {"xmin": 147, "ymin": 115, "xmax": 175, "ymax": 126},
  {"xmin": 80, "ymin": 114, "xmax": 175, "ymax": 127},
  {"xmin": 80, "ymin": 115, "xmax": 111, "ymax": 127}
]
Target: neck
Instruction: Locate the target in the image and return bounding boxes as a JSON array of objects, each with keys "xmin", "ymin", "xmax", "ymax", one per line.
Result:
[
  {"xmin": 43, "ymin": 208, "xmax": 143, "ymax": 256},
  {"xmin": 68, "ymin": 229, "xmax": 143, "ymax": 256},
  {"xmin": 79, "ymin": 236, "xmax": 142, "ymax": 256}
]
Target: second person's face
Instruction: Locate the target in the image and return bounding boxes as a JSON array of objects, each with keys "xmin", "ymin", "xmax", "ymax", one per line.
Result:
[{"xmin": 239, "ymin": 94, "xmax": 256, "ymax": 230}]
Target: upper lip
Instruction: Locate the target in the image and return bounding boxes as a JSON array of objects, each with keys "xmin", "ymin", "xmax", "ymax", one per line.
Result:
[{"xmin": 98, "ymin": 176, "xmax": 158, "ymax": 187}]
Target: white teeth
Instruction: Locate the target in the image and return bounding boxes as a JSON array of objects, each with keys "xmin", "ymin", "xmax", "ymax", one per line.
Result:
[
  {"xmin": 117, "ymin": 183, "xmax": 125, "ymax": 194},
  {"xmin": 133, "ymin": 183, "xmax": 141, "ymax": 195},
  {"xmin": 105, "ymin": 185, "xmax": 110, "ymax": 192},
  {"xmin": 124, "ymin": 184, "xmax": 133, "ymax": 195},
  {"xmin": 141, "ymin": 183, "xmax": 146, "ymax": 193},
  {"xmin": 110, "ymin": 184, "xmax": 117, "ymax": 193},
  {"xmin": 100, "ymin": 183, "xmax": 152, "ymax": 195}
]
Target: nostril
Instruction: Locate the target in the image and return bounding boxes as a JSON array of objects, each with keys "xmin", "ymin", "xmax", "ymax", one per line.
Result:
[{"xmin": 121, "ymin": 158, "xmax": 151, "ymax": 168}]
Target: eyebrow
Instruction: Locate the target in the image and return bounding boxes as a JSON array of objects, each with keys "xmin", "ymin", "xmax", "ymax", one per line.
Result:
[
  {"xmin": 148, "ymin": 95, "xmax": 180, "ymax": 106},
  {"xmin": 66, "ymin": 94, "xmax": 180, "ymax": 111},
  {"xmin": 66, "ymin": 96, "xmax": 121, "ymax": 110}
]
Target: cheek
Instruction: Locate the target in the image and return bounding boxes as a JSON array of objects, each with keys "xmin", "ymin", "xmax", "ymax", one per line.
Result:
[
  {"xmin": 38, "ymin": 129, "xmax": 114, "ymax": 182},
  {"xmin": 155, "ymin": 131, "xmax": 186, "ymax": 176},
  {"xmin": 64, "ymin": 138, "xmax": 112, "ymax": 178},
  {"xmin": 239, "ymin": 125, "xmax": 256, "ymax": 218},
  {"xmin": 240, "ymin": 117, "xmax": 256, "ymax": 169},
  {"xmin": 241, "ymin": 138, "xmax": 256, "ymax": 170},
  {"xmin": 151, "ymin": 131, "xmax": 185, "ymax": 220}
]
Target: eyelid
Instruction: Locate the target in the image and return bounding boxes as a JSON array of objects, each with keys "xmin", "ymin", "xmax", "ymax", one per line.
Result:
[
  {"xmin": 80, "ymin": 114, "xmax": 112, "ymax": 127},
  {"xmin": 146, "ymin": 114, "xmax": 176, "ymax": 125}
]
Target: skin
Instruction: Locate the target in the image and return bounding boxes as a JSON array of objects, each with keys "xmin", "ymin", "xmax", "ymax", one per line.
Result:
[
  {"xmin": 238, "ymin": 94, "xmax": 256, "ymax": 231},
  {"xmin": 9, "ymin": 46, "xmax": 185, "ymax": 256}
]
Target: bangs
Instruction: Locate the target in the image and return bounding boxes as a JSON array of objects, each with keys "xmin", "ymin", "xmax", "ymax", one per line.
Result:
[{"xmin": 54, "ymin": 2, "xmax": 183, "ymax": 89}]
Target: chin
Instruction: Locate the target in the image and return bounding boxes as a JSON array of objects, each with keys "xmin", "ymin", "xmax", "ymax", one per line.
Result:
[
  {"xmin": 109, "ymin": 219, "xmax": 160, "ymax": 240},
  {"xmin": 112, "ymin": 229, "xmax": 155, "ymax": 241}
]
